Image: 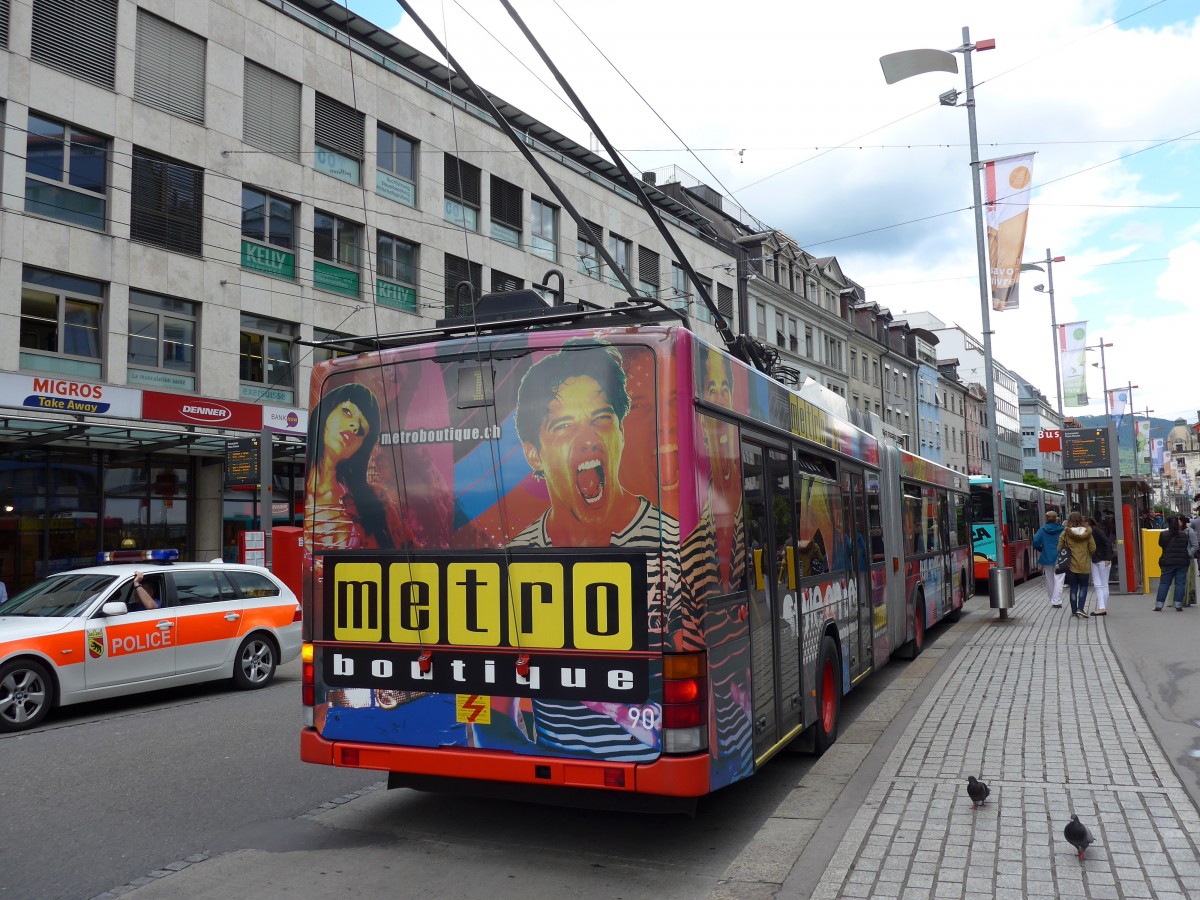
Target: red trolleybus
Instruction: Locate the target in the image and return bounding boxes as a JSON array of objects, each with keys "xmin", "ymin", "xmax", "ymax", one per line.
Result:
[
  {"xmin": 299, "ymin": 303, "xmax": 971, "ymax": 799},
  {"xmin": 968, "ymin": 477, "xmax": 1065, "ymax": 585}
]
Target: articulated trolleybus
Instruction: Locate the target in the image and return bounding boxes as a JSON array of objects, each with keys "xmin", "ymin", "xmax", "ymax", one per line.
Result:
[
  {"xmin": 300, "ymin": 302, "xmax": 972, "ymax": 800},
  {"xmin": 968, "ymin": 477, "xmax": 1065, "ymax": 585}
]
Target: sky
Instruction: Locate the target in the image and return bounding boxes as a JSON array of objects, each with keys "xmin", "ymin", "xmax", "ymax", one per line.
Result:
[{"xmin": 347, "ymin": 0, "xmax": 1200, "ymax": 426}]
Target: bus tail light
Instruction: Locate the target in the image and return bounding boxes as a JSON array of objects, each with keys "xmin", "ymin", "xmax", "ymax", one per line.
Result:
[
  {"xmin": 662, "ymin": 652, "xmax": 708, "ymax": 754},
  {"xmin": 301, "ymin": 643, "xmax": 314, "ymax": 708}
]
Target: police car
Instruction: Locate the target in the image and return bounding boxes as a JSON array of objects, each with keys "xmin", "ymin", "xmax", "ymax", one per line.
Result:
[{"xmin": 0, "ymin": 550, "xmax": 302, "ymax": 732}]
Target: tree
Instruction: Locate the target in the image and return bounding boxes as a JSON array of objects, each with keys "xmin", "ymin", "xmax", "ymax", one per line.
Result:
[{"xmin": 1022, "ymin": 472, "xmax": 1052, "ymax": 490}]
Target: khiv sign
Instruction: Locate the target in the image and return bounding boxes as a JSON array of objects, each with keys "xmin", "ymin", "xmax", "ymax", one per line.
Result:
[{"xmin": 1038, "ymin": 428, "xmax": 1062, "ymax": 452}]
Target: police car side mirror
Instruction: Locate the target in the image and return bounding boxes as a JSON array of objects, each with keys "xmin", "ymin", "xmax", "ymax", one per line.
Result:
[{"xmin": 102, "ymin": 601, "xmax": 129, "ymax": 617}]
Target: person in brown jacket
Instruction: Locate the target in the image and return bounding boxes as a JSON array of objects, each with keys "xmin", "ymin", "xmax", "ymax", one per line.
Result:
[{"xmin": 1058, "ymin": 511, "xmax": 1096, "ymax": 618}]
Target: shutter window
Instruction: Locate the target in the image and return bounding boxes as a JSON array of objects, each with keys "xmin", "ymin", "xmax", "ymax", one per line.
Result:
[
  {"xmin": 638, "ymin": 247, "xmax": 660, "ymax": 286},
  {"xmin": 243, "ymin": 61, "xmax": 301, "ymax": 163},
  {"xmin": 131, "ymin": 149, "xmax": 203, "ymax": 256},
  {"xmin": 314, "ymin": 93, "xmax": 364, "ymax": 159},
  {"xmin": 444, "ymin": 154, "xmax": 481, "ymax": 206},
  {"xmin": 491, "ymin": 270, "xmax": 523, "ymax": 294},
  {"xmin": 134, "ymin": 11, "xmax": 206, "ymax": 124},
  {"xmin": 31, "ymin": 0, "xmax": 118, "ymax": 89},
  {"xmin": 717, "ymin": 283, "xmax": 734, "ymax": 318},
  {"xmin": 444, "ymin": 254, "xmax": 481, "ymax": 316},
  {"xmin": 490, "ymin": 177, "xmax": 522, "ymax": 230},
  {"xmin": 0, "ymin": 0, "xmax": 10, "ymax": 49}
]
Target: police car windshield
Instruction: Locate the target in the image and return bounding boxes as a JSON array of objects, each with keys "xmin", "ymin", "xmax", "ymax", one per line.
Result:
[{"xmin": 0, "ymin": 573, "xmax": 117, "ymax": 617}]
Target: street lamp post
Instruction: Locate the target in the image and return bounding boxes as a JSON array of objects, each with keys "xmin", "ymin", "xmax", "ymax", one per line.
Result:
[
  {"xmin": 881, "ymin": 28, "xmax": 1009, "ymax": 612},
  {"xmin": 1090, "ymin": 340, "xmax": 1130, "ymax": 593}
]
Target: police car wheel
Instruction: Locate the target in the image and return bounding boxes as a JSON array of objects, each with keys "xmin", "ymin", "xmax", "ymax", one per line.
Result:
[
  {"xmin": 233, "ymin": 634, "xmax": 277, "ymax": 690},
  {"xmin": 0, "ymin": 659, "xmax": 55, "ymax": 732}
]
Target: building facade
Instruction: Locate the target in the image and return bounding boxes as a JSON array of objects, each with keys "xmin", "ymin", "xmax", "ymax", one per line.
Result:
[
  {"xmin": 0, "ymin": 0, "xmax": 747, "ymax": 592},
  {"xmin": 1017, "ymin": 376, "xmax": 1063, "ymax": 484}
]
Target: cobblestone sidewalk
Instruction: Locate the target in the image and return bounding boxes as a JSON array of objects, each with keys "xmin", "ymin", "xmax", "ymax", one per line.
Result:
[{"xmin": 809, "ymin": 584, "xmax": 1200, "ymax": 900}]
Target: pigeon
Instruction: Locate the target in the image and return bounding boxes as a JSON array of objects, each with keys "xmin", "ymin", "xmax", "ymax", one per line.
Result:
[
  {"xmin": 1064, "ymin": 814, "xmax": 1094, "ymax": 860},
  {"xmin": 966, "ymin": 776, "xmax": 990, "ymax": 809}
]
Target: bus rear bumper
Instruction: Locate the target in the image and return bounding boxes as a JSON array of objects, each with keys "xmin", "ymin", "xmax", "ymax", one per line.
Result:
[{"xmin": 301, "ymin": 728, "xmax": 711, "ymax": 797}]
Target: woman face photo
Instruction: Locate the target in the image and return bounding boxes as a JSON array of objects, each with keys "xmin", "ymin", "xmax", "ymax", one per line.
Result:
[{"xmin": 323, "ymin": 400, "xmax": 370, "ymax": 463}]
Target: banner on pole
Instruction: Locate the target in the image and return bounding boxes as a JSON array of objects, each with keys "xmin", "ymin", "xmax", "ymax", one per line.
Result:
[
  {"xmin": 1108, "ymin": 388, "xmax": 1129, "ymax": 430},
  {"xmin": 1151, "ymin": 437, "xmax": 1165, "ymax": 476},
  {"xmin": 1135, "ymin": 419, "xmax": 1150, "ymax": 463},
  {"xmin": 1059, "ymin": 321, "xmax": 1088, "ymax": 407},
  {"xmin": 983, "ymin": 152, "xmax": 1036, "ymax": 311}
]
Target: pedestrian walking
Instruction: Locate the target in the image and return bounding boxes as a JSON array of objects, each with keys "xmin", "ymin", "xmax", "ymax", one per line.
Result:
[
  {"xmin": 1153, "ymin": 515, "xmax": 1191, "ymax": 612},
  {"xmin": 1058, "ymin": 511, "xmax": 1095, "ymax": 618},
  {"xmin": 1086, "ymin": 516, "xmax": 1112, "ymax": 616},
  {"xmin": 1184, "ymin": 514, "xmax": 1199, "ymax": 607},
  {"xmin": 1032, "ymin": 510, "xmax": 1066, "ymax": 608}
]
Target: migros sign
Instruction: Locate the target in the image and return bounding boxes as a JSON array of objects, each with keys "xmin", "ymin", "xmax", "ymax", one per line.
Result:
[{"xmin": 323, "ymin": 551, "xmax": 649, "ymax": 652}]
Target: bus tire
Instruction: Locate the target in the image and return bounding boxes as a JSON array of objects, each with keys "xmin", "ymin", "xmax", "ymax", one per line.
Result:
[
  {"xmin": 911, "ymin": 598, "xmax": 926, "ymax": 657},
  {"xmin": 813, "ymin": 635, "xmax": 841, "ymax": 756}
]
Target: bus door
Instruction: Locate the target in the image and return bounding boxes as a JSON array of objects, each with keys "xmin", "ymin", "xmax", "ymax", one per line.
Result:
[
  {"xmin": 741, "ymin": 441, "xmax": 801, "ymax": 758},
  {"xmin": 845, "ymin": 470, "xmax": 873, "ymax": 679}
]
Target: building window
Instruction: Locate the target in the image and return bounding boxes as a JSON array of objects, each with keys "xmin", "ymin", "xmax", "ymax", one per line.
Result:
[
  {"xmin": 489, "ymin": 176, "xmax": 522, "ymax": 246},
  {"xmin": 694, "ymin": 274, "xmax": 713, "ymax": 324},
  {"xmin": 775, "ymin": 311, "xmax": 785, "ymax": 347},
  {"xmin": 637, "ymin": 246, "xmax": 659, "ymax": 298},
  {"xmin": 872, "ymin": 359, "xmax": 879, "ymax": 386},
  {"xmin": 312, "ymin": 211, "xmax": 360, "ymax": 297},
  {"xmin": 127, "ymin": 290, "xmax": 197, "ymax": 390},
  {"xmin": 491, "ymin": 269, "xmax": 523, "ymax": 293},
  {"xmin": 314, "ymin": 93, "xmax": 363, "ymax": 184},
  {"xmin": 444, "ymin": 253, "xmax": 482, "ymax": 317},
  {"xmin": 20, "ymin": 266, "xmax": 104, "ymax": 377},
  {"xmin": 240, "ymin": 187, "xmax": 296, "ymax": 279},
  {"xmin": 376, "ymin": 232, "xmax": 418, "ymax": 312},
  {"xmin": 312, "ymin": 329, "xmax": 356, "ymax": 368},
  {"xmin": 805, "ymin": 325, "xmax": 813, "ymax": 358},
  {"xmin": 850, "ymin": 349, "xmax": 858, "ymax": 379},
  {"xmin": 375, "ymin": 124, "xmax": 417, "ymax": 207},
  {"xmin": 239, "ymin": 314, "xmax": 295, "ymax": 402},
  {"xmin": 134, "ymin": 10, "xmax": 205, "ymax": 124},
  {"xmin": 31, "ymin": 0, "xmax": 117, "ymax": 89},
  {"xmin": 717, "ymin": 283, "xmax": 734, "ymax": 320},
  {"xmin": 25, "ymin": 113, "xmax": 107, "ymax": 230},
  {"xmin": 444, "ymin": 154, "xmax": 480, "ymax": 231},
  {"xmin": 532, "ymin": 197, "xmax": 558, "ymax": 262},
  {"xmin": 756, "ymin": 303, "xmax": 767, "ymax": 340},
  {"xmin": 130, "ymin": 148, "xmax": 203, "ymax": 256},
  {"xmin": 608, "ymin": 234, "xmax": 630, "ymax": 287},
  {"xmin": 0, "ymin": 0, "xmax": 9, "ymax": 47},
  {"xmin": 669, "ymin": 262, "xmax": 689, "ymax": 313},
  {"xmin": 578, "ymin": 221, "xmax": 602, "ymax": 279},
  {"xmin": 243, "ymin": 61, "xmax": 301, "ymax": 163}
]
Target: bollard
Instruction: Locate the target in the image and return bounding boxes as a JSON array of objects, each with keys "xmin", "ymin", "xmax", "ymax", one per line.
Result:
[{"xmin": 988, "ymin": 566, "xmax": 1016, "ymax": 620}]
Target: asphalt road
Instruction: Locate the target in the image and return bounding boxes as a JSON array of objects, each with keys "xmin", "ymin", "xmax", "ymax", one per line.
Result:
[
  {"xmin": 0, "ymin": 630, "xmax": 935, "ymax": 900},
  {"xmin": 0, "ymin": 660, "xmax": 376, "ymax": 900},
  {"xmin": 1102, "ymin": 588, "xmax": 1200, "ymax": 811}
]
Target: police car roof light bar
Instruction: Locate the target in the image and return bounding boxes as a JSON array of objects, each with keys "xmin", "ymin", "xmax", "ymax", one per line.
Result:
[{"xmin": 97, "ymin": 549, "xmax": 181, "ymax": 564}]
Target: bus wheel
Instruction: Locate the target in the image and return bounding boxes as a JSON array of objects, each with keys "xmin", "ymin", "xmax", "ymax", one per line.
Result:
[
  {"xmin": 912, "ymin": 603, "xmax": 925, "ymax": 657},
  {"xmin": 813, "ymin": 635, "xmax": 841, "ymax": 755}
]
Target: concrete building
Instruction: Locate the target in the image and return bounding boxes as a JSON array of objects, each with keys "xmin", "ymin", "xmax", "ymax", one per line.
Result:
[
  {"xmin": 0, "ymin": 0, "xmax": 749, "ymax": 591},
  {"xmin": 1016, "ymin": 375, "xmax": 1063, "ymax": 484},
  {"xmin": 937, "ymin": 359, "xmax": 969, "ymax": 475}
]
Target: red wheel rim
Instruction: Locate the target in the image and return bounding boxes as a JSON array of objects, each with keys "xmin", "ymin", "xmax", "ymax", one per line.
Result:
[{"xmin": 821, "ymin": 658, "xmax": 836, "ymax": 733}]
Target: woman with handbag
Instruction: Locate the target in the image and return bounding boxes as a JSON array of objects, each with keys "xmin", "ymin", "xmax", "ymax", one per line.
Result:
[
  {"xmin": 1154, "ymin": 516, "xmax": 1191, "ymax": 611},
  {"xmin": 1032, "ymin": 511, "xmax": 1066, "ymax": 608},
  {"xmin": 1058, "ymin": 512, "xmax": 1096, "ymax": 618}
]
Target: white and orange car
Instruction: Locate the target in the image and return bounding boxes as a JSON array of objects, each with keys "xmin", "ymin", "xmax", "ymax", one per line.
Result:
[{"xmin": 0, "ymin": 550, "xmax": 301, "ymax": 732}]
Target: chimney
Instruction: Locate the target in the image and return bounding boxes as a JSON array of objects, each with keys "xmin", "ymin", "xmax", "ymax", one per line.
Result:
[{"xmin": 642, "ymin": 171, "xmax": 657, "ymax": 185}]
